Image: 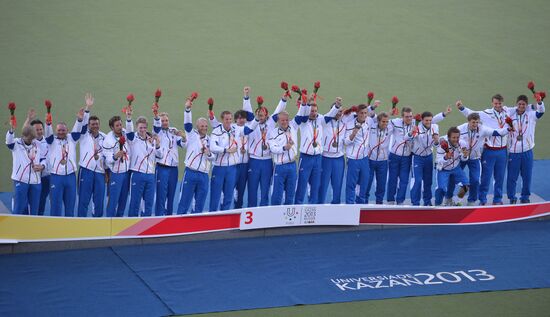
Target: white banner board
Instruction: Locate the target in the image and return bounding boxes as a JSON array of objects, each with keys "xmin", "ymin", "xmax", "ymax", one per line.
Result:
[{"xmin": 239, "ymin": 204, "xmax": 360, "ymax": 230}]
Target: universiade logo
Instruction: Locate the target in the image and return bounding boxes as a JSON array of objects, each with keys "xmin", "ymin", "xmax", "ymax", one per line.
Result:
[
  {"xmin": 283, "ymin": 206, "xmax": 317, "ymax": 225},
  {"xmin": 330, "ymin": 269, "xmax": 495, "ymax": 291},
  {"xmin": 284, "ymin": 207, "xmax": 299, "ymax": 225}
]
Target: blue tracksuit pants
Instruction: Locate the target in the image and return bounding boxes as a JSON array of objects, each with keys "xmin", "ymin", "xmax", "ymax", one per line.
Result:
[
  {"xmin": 271, "ymin": 162, "xmax": 297, "ymax": 205},
  {"xmin": 106, "ymin": 171, "xmax": 130, "ymax": 217},
  {"xmin": 13, "ymin": 181, "xmax": 41, "ymax": 215},
  {"xmin": 435, "ymin": 166, "xmax": 469, "ymax": 205},
  {"xmin": 247, "ymin": 158, "xmax": 273, "ymax": 207},
  {"xmin": 128, "ymin": 171, "xmax": 155, "ymax": 217},
  {"xmin": 366, "ymin": 159, "xmax": 388, "ymax": 204},
  {"xmin": 77, "ymin": 167, "xmax": 106, "ymax": 217},
  {"xmin": 411, "ymin": 154, "xmax": 433, "ymax": 206},
  {"xmin": 155, "ymin": 165, "xmax": 178, "ymax": 216},
  {"xmin": 295, "ymin": 154, "xmax": 322, "ymax": 204},
  {"xmin": 446, "ymin": 159, "xmax": 481, "ymax": 203},
  {"xmin": 210, "ymin": 165, "xmax": 237, "ymax": 211},
  {"xmin": 507, "ymin": 149, "xmax": 533, "ymax": 202},
  {"xmin": 345, "ymin": 157, "xmax": 370, "ymax": 204},
  {"xmin": 386, "ymin": 153, "xmax": 412, "ymax": 204},
  {"xmin": 50, "ymin": 173, "xmax": 76, "ymax": 217},
  {"xmin": 38, "ymin": 175, "xmax": 50, "ymax": 215},
  {"xmin": 177, "ymin": 168, "xmax": 209, "ymax": 214},
  {"xmin": 479, "ymin": 147, "xmax": 507, "ymax": 204},
  {"xmin": 234, "ymin": 163, "xmax": 248, "ymax": 209},
  {"xmin": 318, "ymin": 156, "xmax": 345, "ymax": 204}
]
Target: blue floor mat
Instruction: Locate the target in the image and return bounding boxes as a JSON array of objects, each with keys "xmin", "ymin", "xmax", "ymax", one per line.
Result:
[
  {"xmin": 2, "ymin": 220, "xmax": 550, "ymax": 316},
  {"xmin": 0, "ymin": 248, "xmax": 172, "ymax": 317}
]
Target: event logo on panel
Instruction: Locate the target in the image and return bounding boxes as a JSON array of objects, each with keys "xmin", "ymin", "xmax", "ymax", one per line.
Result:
[
  {"xmin": 302, "ymin": 206, "xmax": 317, "ymax": 224},
  {"xmin": 284, "ymin": 207, "xmax": 299, "ymax": 225}
]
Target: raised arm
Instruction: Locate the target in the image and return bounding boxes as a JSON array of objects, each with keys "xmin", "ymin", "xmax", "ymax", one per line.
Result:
[
  {"xmin": 81, "ymin": 93, "xmax": 94, "ymax": 134},
  {"xmin": 456, "ymin": 100, "xmax": 478, "ymax": 117},
  {"xmin": 45, "ymin": 120, "xmax": 54, "ymax": 144},
  {"xmin": 432, "ymin": 105, "xmax": 452, "ymax": 124},
  {"xmin": 243, "ymin": 86, "xmax": 255, "ymax": 122},
  {"xmin": 125, "ymin": 107, "xmax": 135, "ymax": 141},
  {"xmin": 5, "ymin": 129, "xmax": 15, "ymax": 151},
  {"xmin": 153, "ymin": 115, "xmax": 161, "ymax": 134},
  {"xmin": 323, "ymin": 98, "xmax": 342, "ymax": 124},
  {"xmin": 71, "ymin": 108, "xmax": 85, "ymax": 142},
  {"xmin": 535, "ymin": 101, "xmax": 545, "ymax": 119},
  {"xmin": 208, "ymin": 110, "xmax": 221, "ymax": 129},
  {"xmin": 290, "ymin": 102, "xmax": 308, "ymax": 129},
  {"xmin": 268, "ymin": 94, "xmax": 288, "ymax": 125},
  {"xmin": 184, "ymin": 100, "xmax": 193, "ymax": 133},
  {"xmin": 23, "ymin": 108, "xmax": 36, "ymax": 129},
  {"xmin": 367, "ymin": 100, "xmax": 380, "ymax": 118}
]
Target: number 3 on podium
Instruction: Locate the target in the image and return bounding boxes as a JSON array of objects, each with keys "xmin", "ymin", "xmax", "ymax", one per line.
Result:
[{"xmin": 244, "ymin": 211, "xmax": 253, "ymax": 224}]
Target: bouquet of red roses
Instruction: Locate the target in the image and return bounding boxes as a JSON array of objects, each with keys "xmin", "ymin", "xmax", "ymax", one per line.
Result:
[
  {"xmin": 527, "ymin": 81, "xmax": 536, "ymax": 94},
  {"xmin": 155, "ymin": 89, "xmax": 162, "ymax": 102},
  {"xmin": 153, "ymin": 89, "xmax": 162, "ymax": 116},
  {"xmin": 440, "ymin": 139, "xmax": 449, "ymax": 153},
  {"xmin": 256, "ymin": 96, "xmax": 264, "ymax": 109},
  {"xmin": 391, "ymin": 96, "xmax": 399, "ymax": 115},
  {"xmin": 8, "ymin": 102, "xmax": 16, "ymax": 128},
  {"xmin": 291, "ymin": 85, "xmax": 301, "ymax": 102},
  {"xmin": 189, "ymin": 91, "xmax": 199, "ymax": 102},
  {"xmin": 367, "ymin": 91, "xmax": 374, "ymax": 105},
  {"xmin": 207, "ymin": 97, "xmax": 214, "ymax": 111},
  {"xmin": 123, "ymin": 93, "xmax": 135, "ymax": 114},
  {"xmin": 119, "ymin": 134, "xmax": 126, "ymax": 162},
  {"xmin": 45, "ymin": 99, "xmax": 53, "ymax": 125},
  {"xmin": 280, "ymin": 81, "xmax": 291, "ymax": 99},
  {"xmin": 505, "ymin": 116, "xmax": 514, "ymax": 130}
]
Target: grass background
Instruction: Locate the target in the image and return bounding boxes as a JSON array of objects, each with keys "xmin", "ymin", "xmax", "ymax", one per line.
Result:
[
  {"xmin": 1, "ymin": 0, "xmax": 550, "ymax": 193},
  {"xmin": 1, "ymin": 1, "xmax": 549, "ymax": 314},
  {"xmin": 182, "ymin": 288, "xmax": 550, "ymax": 317}
]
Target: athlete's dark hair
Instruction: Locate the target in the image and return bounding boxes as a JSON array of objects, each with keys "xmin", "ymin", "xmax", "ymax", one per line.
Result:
[
  {"xmin": 467, "ymin": 113, "xmax": 480, "ymax": 121},
  {"xmin": 492, "ymin": 94, "xmax": 504, "ymax": 102},
  {"xmin": 516, "ymin": 95, "xmax": 528, "ymax": 103},
  {"xmin": 447, "ymin": 126, "xmax": 460, "ymax": 138},
  {"xmin": 234, "ymin": 110, "xmax": 247, "ymax": 121},
  {"xmin": 421, "ymin": 111, "xmax": 433, "ymax": 119},
  {"xmin": 30, "ymin": 119, "xmax": 44, "ymax": 127},
  {"xmin": 109, "ymin": 116, "xmax": 121, "ymax": 129}
]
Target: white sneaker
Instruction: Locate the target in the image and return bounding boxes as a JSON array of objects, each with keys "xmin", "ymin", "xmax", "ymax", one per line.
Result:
[
  {"xmin": 444, "ymin": 198, "xmax": 454, "ymax": 206},
  {"xmin": 467, "ymin": 201, "xmax": 476, "ymax": 206}
]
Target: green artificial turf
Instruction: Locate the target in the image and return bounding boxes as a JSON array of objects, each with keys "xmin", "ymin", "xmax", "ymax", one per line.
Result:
[
  {"xmin": 1, "ymin": 0, "xmax": 549, "ymax": 192},
  {"xmin": 181, "ymin": 288, "xmax": 550, "ymax": 317}
]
